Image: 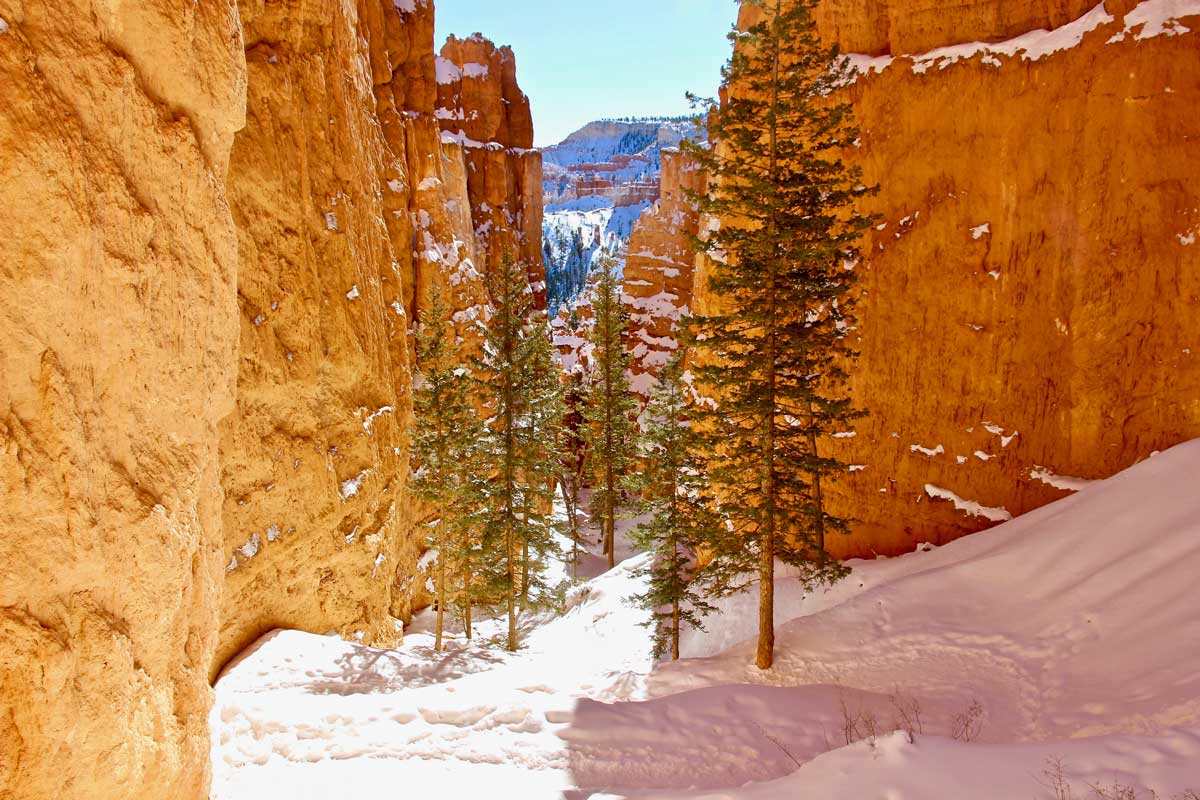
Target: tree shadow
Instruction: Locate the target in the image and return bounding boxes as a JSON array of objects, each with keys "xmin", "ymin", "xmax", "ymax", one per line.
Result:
[
  {"xmin": 559, "ymin": 680, "xmax": 893, "ymax": 795},
  {"xmin": 302, "ymin": 639, "xmax": 507, "ymax": 696}
]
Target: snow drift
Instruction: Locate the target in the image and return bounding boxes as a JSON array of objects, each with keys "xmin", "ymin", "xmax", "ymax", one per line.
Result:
[{"xmin": 211, "ymin": 441, "xmax": 1200, "ymax": 799}]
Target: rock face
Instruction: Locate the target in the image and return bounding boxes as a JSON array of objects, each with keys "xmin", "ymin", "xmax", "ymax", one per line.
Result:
[
  {"xmin": 437, "ymin": 35, "xmax": 545, "ymax": 300},
  {"xmin": 642, "ymin": 0, "xmax": 1200, "ymax": 557},
  {"xmin": 217, "ymin": 6, "xmax": 539, "ymax": 673},
  {"xmin": 1, "ymin": 1, "xmax": 541, "ymax": 797},
  {"xmin": 814, "ymin": 0, "xmax": 1102, "ymax": 53},
  {"xmin": 622, "ymin": 149, "xmax": 707, "ymax": 394},
  {"xmin": 0, "ymin": 3, "xmax": 245, "ymax": 799}
]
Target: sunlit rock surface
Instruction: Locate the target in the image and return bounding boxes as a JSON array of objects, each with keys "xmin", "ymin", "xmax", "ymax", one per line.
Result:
[
  {"xmin": 636, "ymin": 0, "xmax": 1200, "ymax": 557},
  {"xmin": 0, "ymin": 2, "xmax": 245, "ymax": 798}
]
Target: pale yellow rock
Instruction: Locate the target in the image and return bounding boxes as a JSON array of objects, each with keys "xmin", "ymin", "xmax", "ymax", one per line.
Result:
[{"xmin": 0, "ymin": 2, "xmax": 246, "ymax": 799}]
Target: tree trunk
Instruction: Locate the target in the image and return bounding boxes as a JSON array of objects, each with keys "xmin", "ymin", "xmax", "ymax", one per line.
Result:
[
  {"xmin": 807, "ymin": 422, "xmax": 827, "ymax": 553},
  {"xmin": 462, "ymin": 564, "xmax": 473, "ymax": 640},
  {"xmin": 507, "ymin": 520, "xmax": 518, "ymax": 651},
  {"xmin": 756, "ymin": 526, "xmax": 775, "ymax": 669},
  {"xmin": 435, "ymin": 514, "xmax": 446, "ymax": 652},
  {"xmin": 605, "ymin": 466, "xmax": 615, "ymax": 570},
  {"xmin": 754, "ymin": 0, "xmax": 783, "ymax": 674},
  {"xmin": 520, "ymin": 540, "xmax": 530, "ymax": 609},
  {"xmin": 672, "ymin": 598, "xmax": 681, "ymax": 661},
  {"xmin": 670, "ymin": 479, "xmax": 681, "ymax": 661}
]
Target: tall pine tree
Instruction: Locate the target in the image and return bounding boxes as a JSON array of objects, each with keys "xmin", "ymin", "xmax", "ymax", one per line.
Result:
[
  {"xmin": 682, "ymin": 0, "xmax": 874, "ymax": 669},
  {"xmin": 629, "ymin": 352, "xmax": 720, "ymax": 661},
  {"xmin": 557, "ymin": 367, "xmax": 589, "ymax": 579},
  {"xmin": 476, "ymin": 254, "xmax": 562, "ymax": 651},
  {"xmin": 583, "ymin": 255, "xmax": 639, "ymax": 570},
  {"xmin": 409, "ymin": 283, "xmax": 486, "ymax": 652}
]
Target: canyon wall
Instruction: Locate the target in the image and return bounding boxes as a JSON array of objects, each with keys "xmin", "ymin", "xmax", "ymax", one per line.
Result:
[
  {"xmin": 437, "ymin": 35, "xmax": 546, "ymax": 303},
  {"xmin": 217, "ymin": 5, "xmax": 542, "ymax": 672},
  {"xmin": 622, "ymin": 148, "xmax": 706, "ymax": 393},
  {"xmin": 640, "ymin": 0, "xmax": 1200, "ymax": 557},
  {"xmin": 0, "ymin": 3, "xmax": 245, "ymax": 799},
  {"xmin": 0, "ymin": 0, "xmax": 541, "ymax": 797}
]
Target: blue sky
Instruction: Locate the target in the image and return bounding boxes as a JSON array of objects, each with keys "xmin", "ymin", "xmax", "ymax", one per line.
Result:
[{"xmin": 434, "ymin": 0, "xmax": 738, "ymax": 147}]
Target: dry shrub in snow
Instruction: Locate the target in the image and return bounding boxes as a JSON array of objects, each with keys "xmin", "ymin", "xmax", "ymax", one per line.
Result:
[
  {"xmin": 1037, "ymin": 757, "xmax": 1199, "ymax": 800},
  {"xmin": 888, "ymin": 689, "xmax": 924, "ymax": 743},
  {"xmin": 838, "ymin": 692, "xmax": 880, "ymax": 747},
  {"xmin": 951, "ymin": 698, "xmax": 985, "ymax": 742}
]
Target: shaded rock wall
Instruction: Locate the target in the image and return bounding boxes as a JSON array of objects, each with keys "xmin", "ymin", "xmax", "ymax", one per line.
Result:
[
  {"xmin": 644, "ymin": 0, "xmax": 1200, "ymax": 557},
  {"xmin": 216, "ymin": 3, "xmax": 536, "ymax": 672},
  {"xmin": 0, "ymin": 2, "xmax": 245, "ymax": 798}
]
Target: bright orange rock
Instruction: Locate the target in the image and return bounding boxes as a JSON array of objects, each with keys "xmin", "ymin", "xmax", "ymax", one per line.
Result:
[
  {"xmin": 0, "ymin": 3, "xmax": 245, "ymax": 799},
  {"xmin": 642, "ymin": 0, "xmax": 1200, "ymax": 558},
  {"xmin": 437, "ymin": 35, "xmax": 546, "ymax": 301},
  {"xmin": 217, "ymin": 1, "xmax": 541, "ymax": 678},
  {"xmin": 623, "ymin": 149, "xmax": 708, "ymax": 393}
]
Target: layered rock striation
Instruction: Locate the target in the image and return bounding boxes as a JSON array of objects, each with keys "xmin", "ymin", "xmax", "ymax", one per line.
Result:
[{"xmin": 634, "ymin": 0, "xmax": 1200, "ymax": 557}]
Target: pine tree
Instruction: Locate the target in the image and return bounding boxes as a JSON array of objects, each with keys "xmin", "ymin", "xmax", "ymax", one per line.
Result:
[
  {"xmin": 557, "ymin": 367, "xmax": 589, "ymax": 579},
  {"xmin": 409, "ymin": 282, "xmax": 486, "ymax": 652},
  {"xmin": 582, "ymin": 255, "xmax": 640, "ymax": 570},
  {"xmin": 628, "ymin": 352, "xmax": 721, "ymax": 660},
  {"xmin": 476, "ymin": 254, "xmax": 563, "ymax": 651},
  {"xmin": 516, "ymin": 325, "xmax": 566, "ymax": 609},
  {"xmin": 682, "ymin": 0, "xmax": 874, "ymax": 670}
]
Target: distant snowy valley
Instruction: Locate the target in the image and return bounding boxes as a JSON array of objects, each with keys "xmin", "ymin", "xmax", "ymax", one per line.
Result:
[{"xmin": 540, "ymin": 118, "xmax": 702, "ymax": 311}]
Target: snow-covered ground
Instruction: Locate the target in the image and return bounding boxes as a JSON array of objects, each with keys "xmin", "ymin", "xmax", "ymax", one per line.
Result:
[{"xmin": 211, "ymin": 441, "xmax": 1200, "ymax": 799}]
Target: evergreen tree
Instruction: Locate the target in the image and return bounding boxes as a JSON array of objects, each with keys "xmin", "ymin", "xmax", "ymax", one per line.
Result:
[
  {"xmin": 582, "ymin": 255, "xmax": 640, "ymax": 570},
  {"xmin": 628, "ymin": 352, "xmax": 721, "ymax": 660},
  {"xmin": 409, "ymin": 283, "xmax": 486, "ymax": 652},
  {"xmin": 515, "ymin": 324, "xmax": 567, "ymax": 609},
  {"xmin": 682, "ymin": 0, "xmax": 874, "ymax": 669},
  {"xmin": 476, "ymin": 254, "xmax": 563, "ymax": 651},
  {"xmin": 557, "ymin": 366, "xmax": 589, "ymax": 579}
]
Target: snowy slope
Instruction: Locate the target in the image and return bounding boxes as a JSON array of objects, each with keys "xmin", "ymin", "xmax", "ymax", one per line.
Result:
[
  {"xmin": 211, "ymin": 441, "xmax": 1200, "ymax": 799},
  {"xmin": 542, "ymin": 196, "xmax": 648, "ymax": 312}
]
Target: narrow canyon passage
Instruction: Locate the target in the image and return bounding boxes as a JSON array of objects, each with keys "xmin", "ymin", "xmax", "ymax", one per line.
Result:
[
  {"xmin": 1, "ymin": 0, "xmax": 1198, "ymax": 798},
  {"xmin": 211, "ymin": 450, "xmax": 1200, "ymax": 797}
]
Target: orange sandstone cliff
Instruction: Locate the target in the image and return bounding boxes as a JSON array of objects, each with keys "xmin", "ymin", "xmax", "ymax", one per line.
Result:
[
  {"xmin": 0, "ymin": 1, "xmax": 541, "ymax": 798},
  {"xmin": 217, "ymin": 5, "xmax": 542, "ymax": 672},
  {"xmin": 0, "ymin": 3, "xmax": 245, "ymax": 798},
  {"xmin": 622, "ymin": 148, "xmax": 707, "ymax": 394},
  {"xmin": 437, "ymin": 34, "xmax": 546, "ymax": 303},
  {"xmin": 631, "ymin": 0, "xmax": 1200, "ymax": 557}
]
